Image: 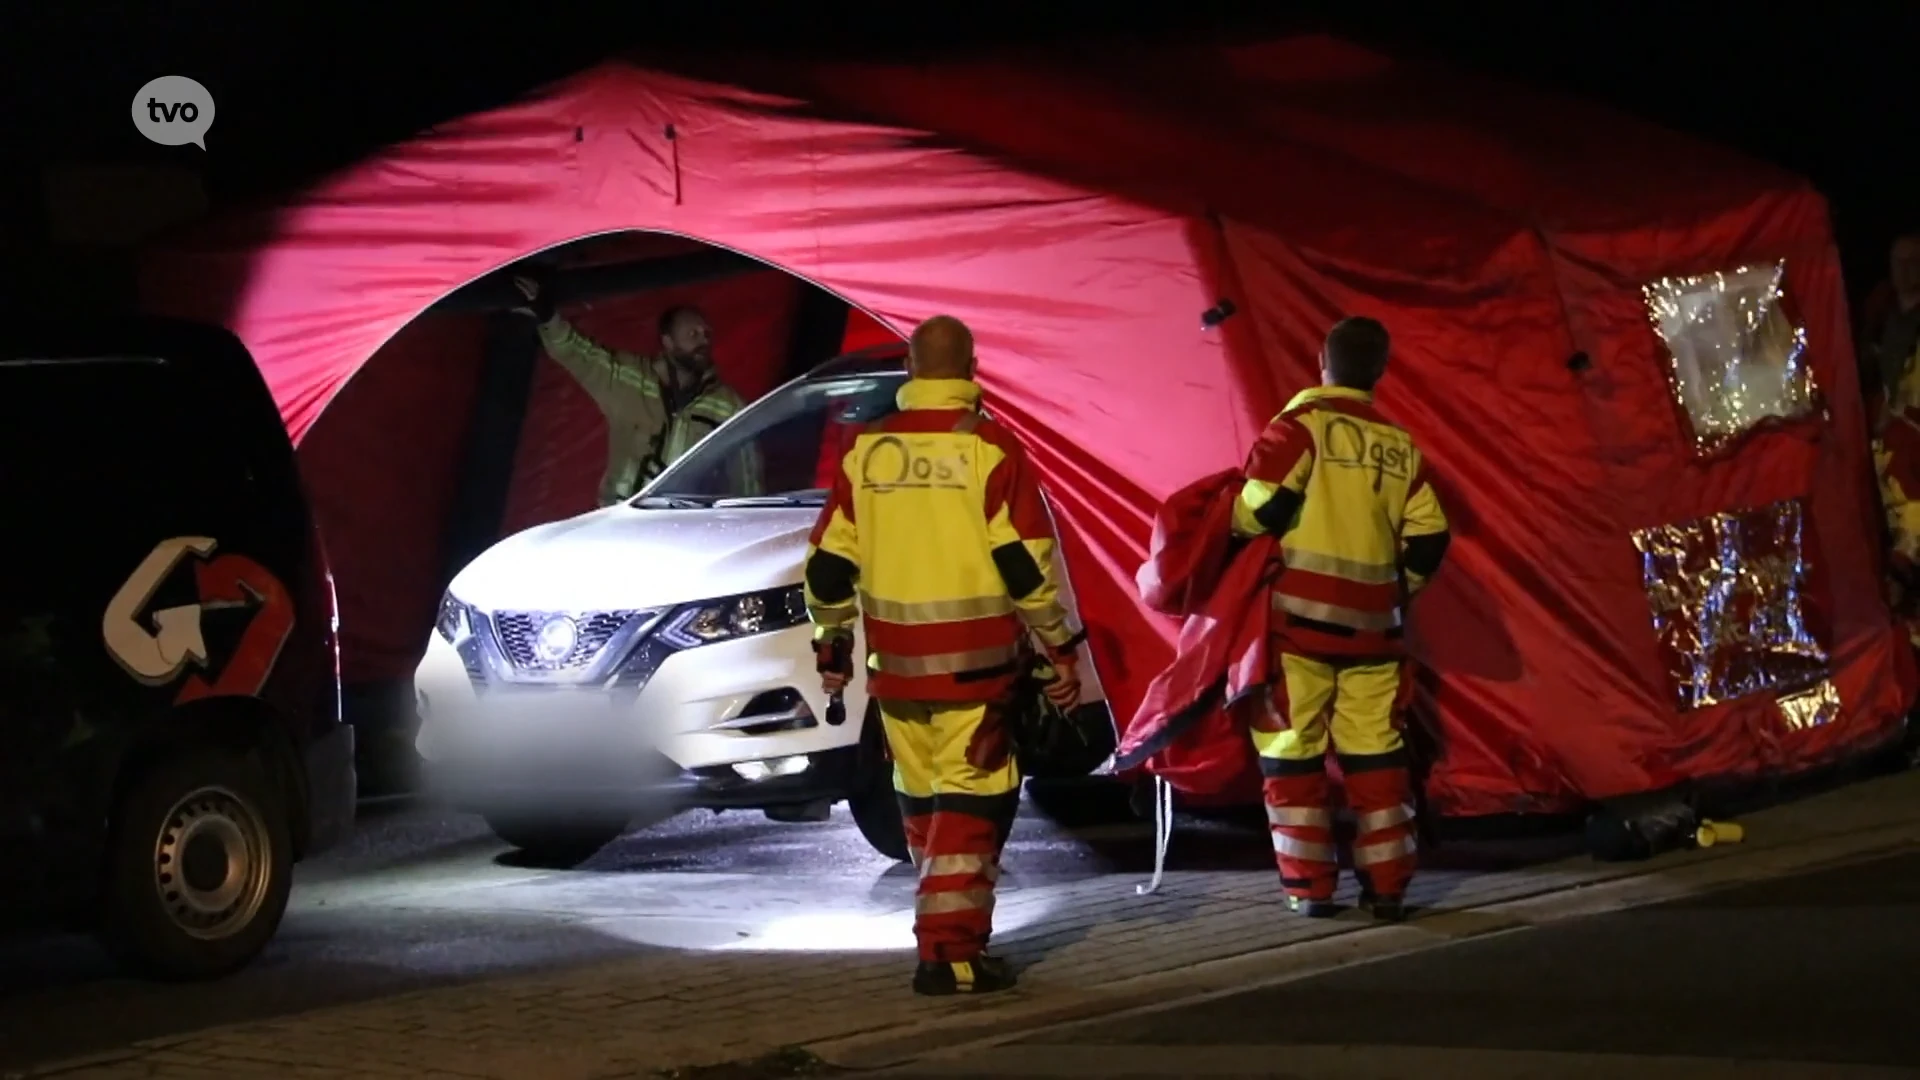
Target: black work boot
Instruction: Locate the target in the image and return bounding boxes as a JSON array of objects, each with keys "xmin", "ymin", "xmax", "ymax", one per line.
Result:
[
  {"xmin": 1361, "ymin": 892, "xmax": 1408, "ymax": 922},
  {"xmin": 1286, "ymin": 894, "xmax": 1339, "ymax": 919},
  {"xmin": 913, "ymin": 953, "xmax": 1018, "ymax": 996}
]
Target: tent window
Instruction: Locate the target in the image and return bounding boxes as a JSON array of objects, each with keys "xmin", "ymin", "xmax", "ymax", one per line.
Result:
[
  {"xmin": 1630, "ymin": 497, "xmax": 1831, "ymax": 712},
  {"xmin": 1643, "ymin": 260, "xmax": 1818, "ymax": 454}
]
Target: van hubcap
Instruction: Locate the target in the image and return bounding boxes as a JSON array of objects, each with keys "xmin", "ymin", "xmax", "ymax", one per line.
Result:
[{"xmin": 152, "ymin": 787, "xmax": 272, "ymax": 940}]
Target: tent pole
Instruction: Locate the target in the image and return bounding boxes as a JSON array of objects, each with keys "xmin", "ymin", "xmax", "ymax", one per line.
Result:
[{"xmin": 438, "ymin": 311, "xmax": 541, "ymax": 587}]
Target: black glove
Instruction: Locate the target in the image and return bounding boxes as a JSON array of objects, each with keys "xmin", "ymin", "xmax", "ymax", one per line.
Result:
[
  {"xmin": 815, "ymin": 632, "xmax": 854, "ymax": 725},
  {"xmin": 511, "ymin": 273, "xmax": 556, "ymax": 322}
]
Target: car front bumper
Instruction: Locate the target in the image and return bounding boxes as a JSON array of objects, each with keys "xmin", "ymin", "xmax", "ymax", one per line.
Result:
[
  {"xmin": 421, "ymin": 742, "xmax": 861, "ymax": 816},
  {"xmin": 414, "ymin": 610, "xmax": 876, "ymax": 801}
]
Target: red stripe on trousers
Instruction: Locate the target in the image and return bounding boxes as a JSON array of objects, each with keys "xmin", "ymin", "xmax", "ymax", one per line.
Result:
[
  {"xmin": 870, "ymin": 670, "xmax": 1018, "ymax": 702},
  {"xmin": 903, "ymin": 812, "xmax": 931, "ymax": 866},
  {"xmin": 1271, "ymin": 623, "xmax": 1402, "ymax": 658},
  {"xmin": 1263, "ymin": 772, "xmax": 1338, "ymax": 902},
  {"xmin": 913, "ymin": 810, "xmax": 1003, "ymax": 963},
  {"xmin": 1345, "ymin": 765, "xmax": 1417, "ymax": 898}
]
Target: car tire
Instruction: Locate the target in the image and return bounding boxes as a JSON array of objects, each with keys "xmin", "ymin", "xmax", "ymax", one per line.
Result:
[
  {"xmin": 99, "ymin": 748, "xmax": 293, "ymax": 981},
  {"xmin": 482, "ymin": 813, "xmax": 628, "ymax": 866},
  {"xmin": 847, "ymin": 707, "xmax": 911, "ymax": 862}
]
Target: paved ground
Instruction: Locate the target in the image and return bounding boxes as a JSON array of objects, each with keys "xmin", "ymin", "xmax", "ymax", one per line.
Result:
[
  {"xmin": 0, "ymin": 787, "xmax": 1199, "ymax": 1068},
  {"xmin": 882, "ymin": 844, "xmax": 1920, "ymax": 1078},
  {"xmin": 3, "ymin": 771, "xmax": 1919, "ymax": 1079}
]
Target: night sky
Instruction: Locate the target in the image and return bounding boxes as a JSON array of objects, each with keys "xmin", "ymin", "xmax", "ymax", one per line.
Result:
[{"xmin": 2, "ymin": 4, "xmax": 1914, "ymax": 295}]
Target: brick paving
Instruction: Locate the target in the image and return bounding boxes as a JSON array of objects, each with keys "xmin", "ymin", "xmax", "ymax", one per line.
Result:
[{"xmin": 15, "ymin": 771, "xmax": 1920, "ymax": 1080}]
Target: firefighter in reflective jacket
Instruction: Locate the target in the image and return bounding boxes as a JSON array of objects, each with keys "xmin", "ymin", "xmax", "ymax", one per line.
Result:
[
  {"xmin": 1876, "ymin": 406, "xmax": 1920, "ymax": 647},
  {"xmin": 805, "ymin": 315, "xmax": 1084, "ymax": 996},
  {"xmin": 512, "ymin": 276, "xmax": 759, "ymax": 505},
  {"xmin": 1231, "ymin": 316, "xmax": 1450, "ymax": 922}
]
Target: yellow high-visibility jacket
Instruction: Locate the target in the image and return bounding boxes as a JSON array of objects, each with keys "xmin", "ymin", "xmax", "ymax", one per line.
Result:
[
  {"xmin": 1880, "ymin": 411, "xmax": 1920, "ymax": 562},
  {"xmin": 804, "ymin": 378, "xmax": 1083, "ymax": 701},
  {"xmin": 1231, "ymin": 385, "xmax": 1450, "ymax": 657},
  {"xmin": 1878, "ymin": 410, "xmax": 1920, "ymax": 641},
  {"xmin": 537, "ymin": 317, "xmax": 757, "ymax": 505}
]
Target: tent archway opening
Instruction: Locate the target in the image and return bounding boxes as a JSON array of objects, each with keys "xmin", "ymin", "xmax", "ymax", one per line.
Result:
[{"xmin": 289, "ymin": 228, "xmax": 901, "ymax": 782}]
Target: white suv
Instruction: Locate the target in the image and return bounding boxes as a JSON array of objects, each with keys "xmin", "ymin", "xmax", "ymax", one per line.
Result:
[{"xmin": 413, "ymin": 345, "xmax": 1114, "ymax": 863}]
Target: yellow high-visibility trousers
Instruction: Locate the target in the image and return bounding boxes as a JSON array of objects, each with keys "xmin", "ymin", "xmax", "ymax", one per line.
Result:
[
  {"xmin": 1250, "ymin": 653, "xmax": 1418, "ymax": 901},
  {"xmin": 879, "ymin": 699, "xmax": 1021, "ymax": 962}
]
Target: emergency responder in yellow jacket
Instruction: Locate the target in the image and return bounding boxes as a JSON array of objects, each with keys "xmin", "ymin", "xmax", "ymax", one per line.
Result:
[
  {"xmin": 1232, "ymin": 316, "xmax": 1450, "ymax": 923},
  {"xmin": 1867, "ymin": 235, "xmax": 1920, "ymax": 425},
  {"xmin": 805, "ymin": 315, "xmax": 1084, "ymax": 996},
  {"xmin": 1876, "ymin": 406, "xmax": 1920, "ymax": 647},
  {"xmin": 512, "ymin": 276, "xmax": 757, "ymax": 506}
]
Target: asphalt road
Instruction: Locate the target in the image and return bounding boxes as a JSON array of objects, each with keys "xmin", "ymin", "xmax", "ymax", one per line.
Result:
[
  {"xmin": 886, "ymin": 845, "xmax": 1920, "ymax": 1078},
  {"xmin": 0, "ymin": 784, "xmax": 1254, "ymax": 1071}
]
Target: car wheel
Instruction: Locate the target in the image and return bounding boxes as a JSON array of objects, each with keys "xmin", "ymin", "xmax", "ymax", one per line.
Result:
[
  {"xmin": 847, "ymin": 707, "xmax": 911, "ymax": 862},
  {"xmin": 99, "ymin": 748, "xmax": 293, "ymax": 981},
  {"xmin": 482, "ymin": 813, "xmax": 628, "ymax": 866}
]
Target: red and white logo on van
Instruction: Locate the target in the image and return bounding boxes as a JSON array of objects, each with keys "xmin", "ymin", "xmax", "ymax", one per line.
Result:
[{"xmin": 102, "ymin": 536, "xmax": 295, "ymax": 704}]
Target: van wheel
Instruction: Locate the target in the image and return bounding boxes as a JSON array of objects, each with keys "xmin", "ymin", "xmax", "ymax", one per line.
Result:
[
  {"xmin": 847, "ymin": 708, "xmax": 910, "ymax": 862},
  {"xmin": 100, "ymin": 749, "xmax": 292, "ymax": 980},
  {"xmin": 482, "ymin": 813, "xmax": 628, "ymax": 866}
]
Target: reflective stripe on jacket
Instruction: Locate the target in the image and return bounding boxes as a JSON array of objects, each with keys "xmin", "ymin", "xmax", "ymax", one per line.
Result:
[
  {"xmin": 803, "ymin": 378, "xmax": 1081, "ymax": 701},
  {"xmin": 538, "ymin": 317, "xmax": 751, "ymax": 505},
  {"xmin": 1231, "ymin": 385, "xmax": 1449, "ymax": 657}
]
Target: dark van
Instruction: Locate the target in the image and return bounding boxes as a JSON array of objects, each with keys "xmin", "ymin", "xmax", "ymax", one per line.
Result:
[{"xmin": 0, "ymin": 316, "xmax": 354, "ymax": 979}]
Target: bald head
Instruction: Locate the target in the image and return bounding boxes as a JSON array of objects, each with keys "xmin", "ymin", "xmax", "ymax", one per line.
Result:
[{"xmin": 908, "ymin": 315, "xmax": 976, "ymax": 380}]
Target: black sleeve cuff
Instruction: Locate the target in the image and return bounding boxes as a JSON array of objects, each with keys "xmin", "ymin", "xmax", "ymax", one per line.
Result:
[
  {"xmin": 1403, "ymin": 531, "xmax": 1451, "ymax": 577},
  {"xmin": 805, "ymin": 551, "xmax": 859, "ymax": 605},
  {"xmin": 991, "ymin": 541, "xmax": 1047, "ymax": 599},
  {"xmin": 1253, "ymin": 489, "xmax": 1304, "ymax": 536},
  {"xmin": 1048, "ymin": 627, "xmax": 1089, "ymax": 656}
]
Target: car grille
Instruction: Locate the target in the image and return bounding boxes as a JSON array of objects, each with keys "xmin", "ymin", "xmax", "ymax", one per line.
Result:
[{"xmin": 491, "ymin": 610, "xmax": 638, "ymax": 672}]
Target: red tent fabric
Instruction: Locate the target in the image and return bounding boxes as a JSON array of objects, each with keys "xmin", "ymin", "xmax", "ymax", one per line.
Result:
[
  {"xmin": 840, "ymin": 307, "xmax": 899, "ymax": 354},
  {"xmin": 139, "ymin": 38, "xmax": 1912, "ymax": 817},
  {"xmin": 296, "ymin": 312, "xmax": 485, "ymax": 684}
]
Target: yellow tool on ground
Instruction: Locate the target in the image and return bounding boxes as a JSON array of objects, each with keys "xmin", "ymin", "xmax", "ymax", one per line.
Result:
[{"xmin": 1695, "ymin": 819, "xmax": 1745, "ymax": 847}]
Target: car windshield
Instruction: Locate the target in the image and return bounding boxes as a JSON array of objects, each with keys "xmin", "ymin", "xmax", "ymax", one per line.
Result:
[{"xmin": 638, "ymin": 372, "xmax": 906, "ymax": 507}]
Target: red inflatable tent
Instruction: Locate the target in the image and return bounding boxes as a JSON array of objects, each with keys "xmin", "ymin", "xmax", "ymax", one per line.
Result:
[{"xmin": 140, "ymin": 37, "xmax": 1913, "ymax": 818}]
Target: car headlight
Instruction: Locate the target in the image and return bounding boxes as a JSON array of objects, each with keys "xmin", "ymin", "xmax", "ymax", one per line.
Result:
[
  {"xmin": 658, "ymin": 586, "xmax": 809, "ymax": 649},
  {"xmin": 436, "ymin": 592, "xmax": 472, "ymax": 643}
]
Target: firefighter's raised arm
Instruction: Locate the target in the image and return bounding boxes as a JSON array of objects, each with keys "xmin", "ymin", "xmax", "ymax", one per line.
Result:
[
  {"xmin": 979, "ymin": 430, "xmax": 1083, "ymax": 656},
  {"xmin": 1233, "ymin": 412, "xmax": 1315, "ymax": 538},
  {"xmin": 513, "ymin": 275, "xmax": 662, "ymax": 407},
  {"xmin": 539, "ymin": 317, "xmax": 661, "ymax": 398},
  {"xmin": 1399, "ymin": 451, "xmax": 1451, "ymax": 596}
]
